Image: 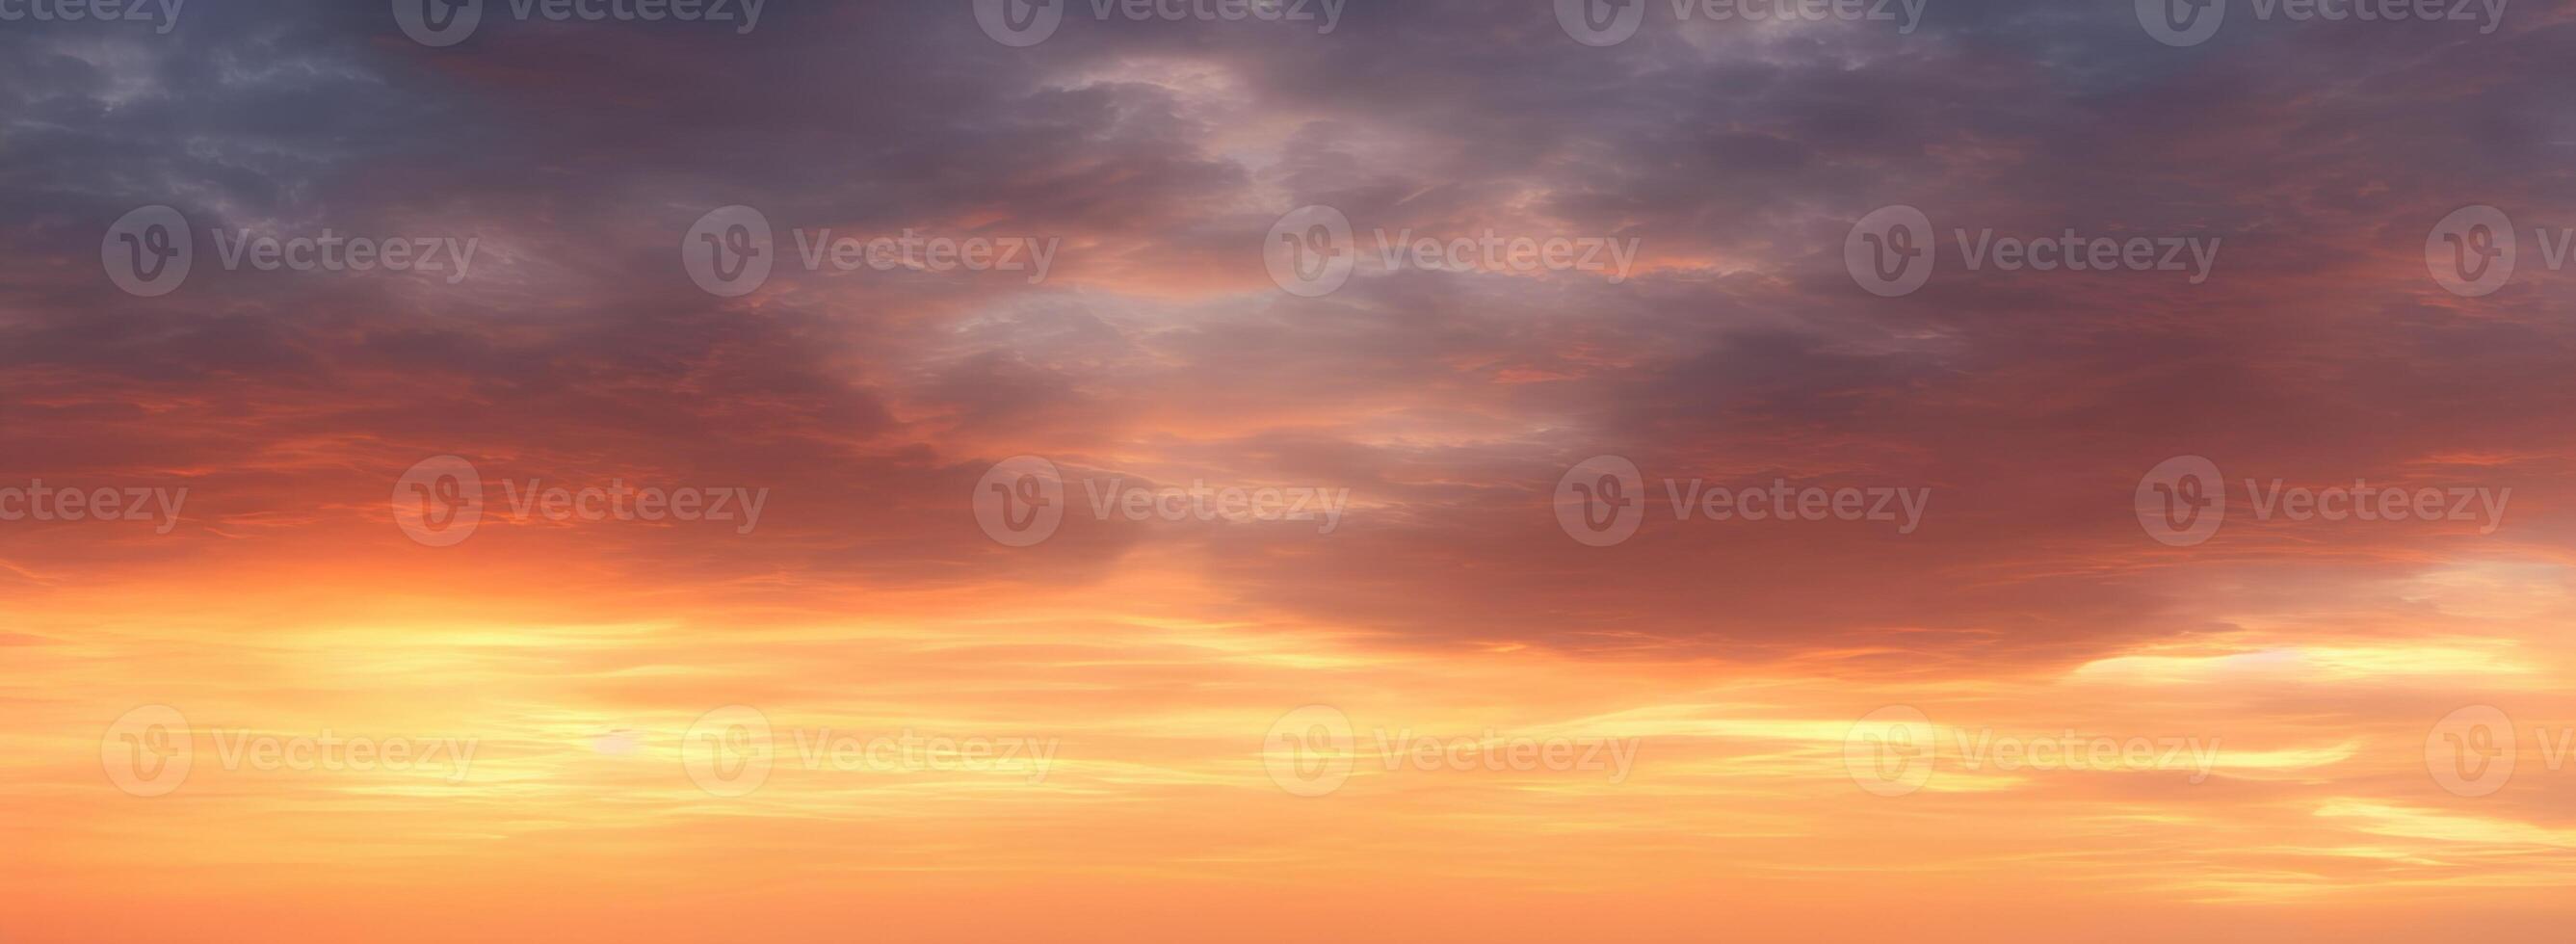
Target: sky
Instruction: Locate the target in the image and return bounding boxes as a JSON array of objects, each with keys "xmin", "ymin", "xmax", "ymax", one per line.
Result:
[{"xmin": 5, "ymin": 0, "xmax": 2576, "ymax": 940}]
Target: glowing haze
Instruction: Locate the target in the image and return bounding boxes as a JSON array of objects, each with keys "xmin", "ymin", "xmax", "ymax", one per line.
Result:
[{"xmin": 4, "ymin": 1, "xmax": 2575, "ymax": 941}]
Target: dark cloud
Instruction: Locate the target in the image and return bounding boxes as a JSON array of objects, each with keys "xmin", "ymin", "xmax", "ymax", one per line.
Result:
[{"xmin": 3, "ymin": 0, "xmax": 2571, "ymax": 664}]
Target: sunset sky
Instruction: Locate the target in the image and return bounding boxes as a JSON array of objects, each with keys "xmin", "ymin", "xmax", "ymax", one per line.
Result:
[{"xmin": 6, "ymin": 1, "xmax": 2576, "ymax": 940}]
